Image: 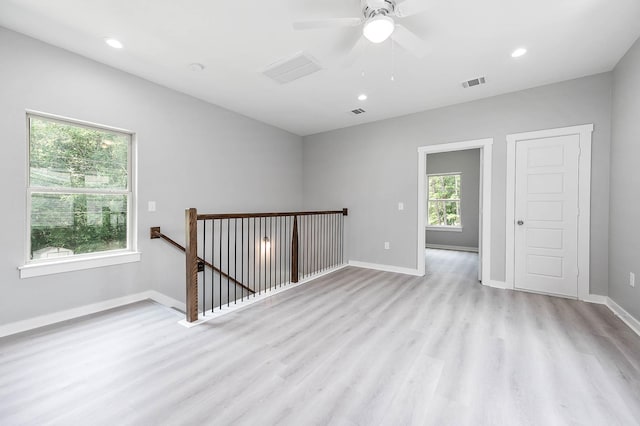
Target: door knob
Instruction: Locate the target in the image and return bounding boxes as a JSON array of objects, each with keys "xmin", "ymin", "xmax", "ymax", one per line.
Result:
[{"xmin": 517, "ymin": 220, "xmax": 524, "ymax": 225}]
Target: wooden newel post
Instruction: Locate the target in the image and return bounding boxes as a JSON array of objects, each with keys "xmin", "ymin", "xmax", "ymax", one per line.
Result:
[
  {"xmin": 185, "ymin": 208, "xmax": 199, "ymax": 322},
  {"xmin": 291, "ymin": 215, "xmax": 299, "ymax": 283}
]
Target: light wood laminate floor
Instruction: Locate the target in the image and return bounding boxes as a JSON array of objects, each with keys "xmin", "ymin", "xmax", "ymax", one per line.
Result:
[{"xmin": 1, "ymin": 249, "xmax": 640, "ymax": 425}]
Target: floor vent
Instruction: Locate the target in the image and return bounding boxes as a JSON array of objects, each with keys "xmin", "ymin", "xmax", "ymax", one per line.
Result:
[
  {"xmin": 351, "ymin": 108, "xmax": 366, "ymax": 115},
  {"xmin": 462, "ymin": 76, "xmax": 486, "ymax": 88},
  {"xmin": 262, "ymin": 52, "xmax": 322, "ymax": 84}
]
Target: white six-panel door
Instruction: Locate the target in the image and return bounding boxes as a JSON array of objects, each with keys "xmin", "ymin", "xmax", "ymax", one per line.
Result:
[
  {"xmin": 506, "ymin": 124, "xmax": 593, "ymax": 301},
  {"xmin": 514, "ymin": 135, "xmax": 580, "ymax": 297}
]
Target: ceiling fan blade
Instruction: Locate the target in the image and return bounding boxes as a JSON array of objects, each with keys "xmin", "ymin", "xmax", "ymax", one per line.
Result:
[
  {"xmin": 394, "ymin": 0, "xmax": 430, "ymax": 18},
  {"xmin": 293, "ymin": 18, "xmax": 363, "ymax": 30},
  {"xmin": 342, "ymin": 35, "xmax": 370, "ymax": 68},
  {"xmin": 391, "ymin": 25, "xmax": 428, "ymax": 58}
]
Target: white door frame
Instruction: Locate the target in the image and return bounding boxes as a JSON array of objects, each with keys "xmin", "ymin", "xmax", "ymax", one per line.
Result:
[
  {"xmin": 505, "ymin": 124, "xmax": 593, "ymax": 300},
  {"xmin": 417, "ymin": 138, "xmax": 493, "ymax": 283}
]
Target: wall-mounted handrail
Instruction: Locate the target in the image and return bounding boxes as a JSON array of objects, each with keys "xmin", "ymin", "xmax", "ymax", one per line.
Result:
[
  {"xmin": 183, "ymin": 208, "xmax": 348, "ymax": 322},
  {"xmin": 150, "ymin": 226, "xmax": 255, "ymax": 295}
]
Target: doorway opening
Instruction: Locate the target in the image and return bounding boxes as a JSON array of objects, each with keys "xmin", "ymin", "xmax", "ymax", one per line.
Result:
[{"xmin": 417, "ymin": 139, "xmax": 493, "ymax": 285}]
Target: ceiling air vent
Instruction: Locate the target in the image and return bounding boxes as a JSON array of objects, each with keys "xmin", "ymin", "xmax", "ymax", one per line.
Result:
[
  {"xmin": 262, "ymin": 52, "xmax": 322, "ymax": 84},
  {"xmin": 462, "ymin": 76, "xmax": 486, "ymax": 88},
  {"xmin": 351, "ymin": 108, "xmax": 366, "ymax": 115}
]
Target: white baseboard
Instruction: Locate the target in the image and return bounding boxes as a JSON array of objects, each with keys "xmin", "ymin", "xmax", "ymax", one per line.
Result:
[
  {"xmin": 348, "ymin": 260, "xmax": 422, "ymax": 276},
  {"xmin": 425, "ymin": 244, "xmax": 479, "ymax": 253},
  {"xmin": 484, "ymin": 280, "xmax": 510, "ymax": 289},
  {"xmin": 146, "ymin": 290, "xmax": 186, "ymax": 312},
  {"xmin": 581, "ymin": 294, "xmax": 607, "ymax": 304},
  {"xmin": 0, "ymin": 290, "xmax": 185, "ymax": 338},
  {"xmin": 606, "ymin": 297, "xmax": 640, "ymax": 337}
]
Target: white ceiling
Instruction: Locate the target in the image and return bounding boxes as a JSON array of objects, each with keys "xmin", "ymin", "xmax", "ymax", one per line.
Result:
[{"xmin": 1, "ymin": 0, "xmax": 639, "ymax": 136}]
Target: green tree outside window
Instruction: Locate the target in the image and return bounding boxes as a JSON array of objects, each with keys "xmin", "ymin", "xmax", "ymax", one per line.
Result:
[
  {"xmin": 28, "ymin": 115, "xmax": 131, "ymax": 260},
  {"xmin": 427, "ymin": 174, "xmax": 461, "ymax": 227}
]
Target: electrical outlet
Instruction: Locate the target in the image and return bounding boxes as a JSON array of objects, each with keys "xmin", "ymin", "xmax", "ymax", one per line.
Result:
[
  {"xmin": 631, "ymin": 272, "xmax": 636, "ymax": 288},
  {"xmin": 384, "ymin": 242, "xmax": 390, "ymax": 250}
]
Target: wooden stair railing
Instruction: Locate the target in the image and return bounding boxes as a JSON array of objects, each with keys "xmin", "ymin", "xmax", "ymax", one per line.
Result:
[{"xmin": 169, "ymin": 207, "xmax": 347, "ymax": 323}]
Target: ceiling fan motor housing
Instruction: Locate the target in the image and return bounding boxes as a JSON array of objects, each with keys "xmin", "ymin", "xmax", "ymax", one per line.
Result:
[{"xmin": 362, "ymin": 0, "xmax": 396, "ymax": 19}]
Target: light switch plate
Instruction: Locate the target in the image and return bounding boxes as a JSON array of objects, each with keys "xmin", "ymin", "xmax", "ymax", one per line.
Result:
[
  {"xmin": 148, "ymin": 201, "xmax": 156, "ymax": 212},
  {"xmin": 398, "ymin": 202, "xmax": 404, "ymax": 211}
]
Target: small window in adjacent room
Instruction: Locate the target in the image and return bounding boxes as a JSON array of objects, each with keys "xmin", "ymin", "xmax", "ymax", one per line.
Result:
[
  {"xmin": 427, "ymin": 173, "xmax": 462, "ymax": 230},
  {"xmin": 21, "ymin": 112, "xmax": 138, "ymax": 277}
]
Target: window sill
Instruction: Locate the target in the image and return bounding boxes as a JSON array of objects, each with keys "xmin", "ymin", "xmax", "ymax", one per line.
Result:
[
  {"xmin": 426, "ymin": 226, "xmax": 463, "ymax": 233},
  {"xmin": 19, "ymin": 251, "xmax": 141, "ymax": 279}
]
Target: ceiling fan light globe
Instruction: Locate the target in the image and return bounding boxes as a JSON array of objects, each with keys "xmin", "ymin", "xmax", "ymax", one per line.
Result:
[{"xmin": 363, "ymin": 15, "xmax": 395, "ymax": 43}]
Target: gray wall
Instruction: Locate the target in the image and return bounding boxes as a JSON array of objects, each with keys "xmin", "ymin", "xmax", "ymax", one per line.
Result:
[
  {"xmin": 425, "ymin": 149, "xmax": 480, "ymax": 249},
  {"xmin": 610, "ymin": 37, "xmax": 640, "ymax": 320},
  {"xmin": 302, "ymin": 73, "xmax": 612, "ymax": 295},
  {"xmin": 0, "ymin": 27, "xmax": 303, "ymax": 325}
]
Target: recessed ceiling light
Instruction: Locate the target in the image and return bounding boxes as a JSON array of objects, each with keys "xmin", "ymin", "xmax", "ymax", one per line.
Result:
[
  {"xmin": 189, "ymin": 63, "xmax": 205, "ymax": 72},
  {"xmin": 358, "ymin": 94, "xmax": 368, "ymax": 101},
  {"xmin": 105, "ymin": 38, "xmax": 123, "ymax": 49},
  {"xmin": 511, "ymin": 47, "xmax": 527, "ymax": 58}
]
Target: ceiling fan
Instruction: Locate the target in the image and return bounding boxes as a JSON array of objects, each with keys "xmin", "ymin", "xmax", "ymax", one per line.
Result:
[{"xmin": 293, "ymin": 0, "xmax": 429, "ymax": 58}]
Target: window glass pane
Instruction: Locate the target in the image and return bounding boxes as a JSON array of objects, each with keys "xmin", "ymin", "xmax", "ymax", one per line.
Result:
[
  {"xmin": 31, "ymin": 193, "xmax": 127, "ymax": 259},
  {"xmin": 441, "ymin": 175, "xmax": 458, "ymax": 199},
  {"xmin": 444, "ymin": 201, "xmax": 461, "ymax": 226},
  {"xmin": 428, "ymin": 200, "xmax": 440, "ymax": 226},
  {"xmin": 438, "ymin": 201, "xmax": 447, "ymax": 226},
  {"xmin": 428, "ymin": 176, "xmax": 440, "ymax": 199},
  {"xmin": 29, "ymin": 117, "xmax": 129, "ymax": 190},
  {"xmin": 427, "ymin": 174, "xmax": 462, "ymax": 227}
]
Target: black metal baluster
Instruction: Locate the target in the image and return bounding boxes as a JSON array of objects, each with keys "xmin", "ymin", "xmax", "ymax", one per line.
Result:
[
  {"xmin": 338, "ymin": 214, "xmax": 342, "ymax": 265},
  {"xmin": 277, "ymin": 217, "xmax": 280, "ymax": 286},
  {"xmin": 309, "ymin": 215, "xmax": 312, "ymax": 275},
  {"xmin": 227, "ymin": 218, "xmax": 230, "ymax": 307},
  {"xmin": 259, "ymin": 217, "xmax": 262, "ymax": 295},
  {"xmin": 319, "ymin": 214, "xmax": 322, "ymax": 273},
  {"xmin": 240, "ymin": 218, "xmax": 241, "ymax": 302},
  {"xmin": 320, "ymin": 214, "xmax": 324, "ymax": 272},
  {"xmin": 219, "ymin": 219, "xmax": 222, "ymax": 310},
  {"xmin": 320, "ymin": 214, "xmax": 327, "ymax": 271},
  {"xmin": 340, "ymin": 214, "xmax": 344, "ymax": 265},
  {"xmin": 211, "ymin": 219, "xmax": 216, "ymax": 313},
  {"xmin": 203, "ymin": 220, "xmax": 206, "ymax": 316},
  {"xmin": 287, "ymin": 216, "xmax": 291, "ymax": 284},
  {"xmin": 331, "ymin": 214, "xmax": 335, "ymax": 268},
  {"xmin": 272, "ymin": 215, "xmax": 276, "ymax": 288},
  {"xmin": 328, "ymin": 214, "xmax": 332, "ymax": 268},
  {"xmin": 334, "ymin": 213, "xmax": 338, "ymax": 267},
  {"xmin": 278, "ymin": 216, "xmax": 281, "ymax": 287},
  {"xmin": 266, "ymin": 216, "xmax": 269, "ymax": 291},
  {"xmin": 280, "ymin": 216, "xmax": 287, "ymax": 287},
  {"xmin": 304, "ymin": 216, "xmax": 311, "ymax": 276},
  {"xmin": 234, "ymin": 218, "xmax": 237, "ymax": 304},
  {"xmin": 286, "ymin": 216, "xmax": 290, "ymax": 284},
  {"xmin": 269, "ymin": 216, "xmax": 272, "ymax": 291},
  {"xmin": 252, "ymin": 217, "xmax": 256, "ymax": 296}
]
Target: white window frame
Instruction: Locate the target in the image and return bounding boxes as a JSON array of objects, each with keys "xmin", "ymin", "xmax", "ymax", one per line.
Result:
[
  {"xmin": 19, "ymin": 111, "xmax": 140, "ymax": 278},
  {"xmin": 426, "ymin": 172, "xmax": 463, "ymax": 232}
]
